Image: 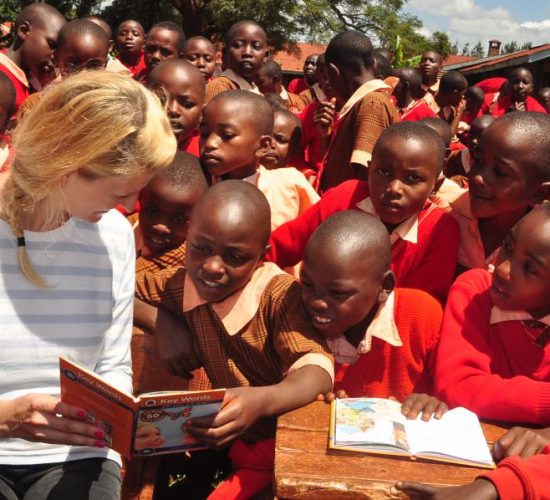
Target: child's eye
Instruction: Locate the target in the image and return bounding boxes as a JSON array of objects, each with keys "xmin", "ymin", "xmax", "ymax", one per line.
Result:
[
  {"xmin": 191, "ymin": 242, "xmax": 210, "ymax": 255},
  {"xmin": 232, "ymin": 41, "xmax": 243, "ymax": 49},
  {"xmin": 376, "ymin": 168, "xmax": 390, "ymax": 176},
  {"xmin": 161, "ymin": 48, "xmax": 173, "ymax": 57},
  {"xmin": 407, "ymin": 174, "xmax": 423, "ymax": 183},
  {"xmin": 523, "ymin": 261, "xmax": 538, "ymax": 275},
  {"xmin": 275, "ymin": 135, "xmax": 289, "ymax": 144},
  {"xmin": 221, "ymin": 133, "xmax": 236, "ymax": 141},
  {"xmin": 494, "ymin": 167, "xmax": 508, "ymax": 178},
  {"xmin": 330, "ymin": 289, "xmax": 352, "ymax": 298},
  {"xmin": 252, "ymin": 42, "xmax": 263, "ymax": 50},
  {"xmin": 226, "ymin": 253, "xmax": 248, "ymax": 266}
]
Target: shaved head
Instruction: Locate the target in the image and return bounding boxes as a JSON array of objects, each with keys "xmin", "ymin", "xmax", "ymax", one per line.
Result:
[{"xmin": 15, "ymin": 3, "xmax": 65, "ymax": 30}]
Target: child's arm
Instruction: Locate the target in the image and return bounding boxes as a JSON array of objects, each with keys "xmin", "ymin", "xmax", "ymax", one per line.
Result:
[
  {"xmin": 134, "ymin": 297, "xmax": 157, "ymax": 332},
  {"xmin": 186, "ymin": 365, "xmax": 332, "ymax": 448},
  {"xmin": 395, "ymin": 479, "xmax": 498, "ymax": 500},
  {"xmin": 435, "ymin": 271, "xmax": 550, "ymax": 424}
]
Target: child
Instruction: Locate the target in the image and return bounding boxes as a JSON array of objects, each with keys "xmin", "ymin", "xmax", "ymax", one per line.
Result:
[
  {"xmin": 131, "ymin": 151, "xmax": 208, "ymax": 276},
  {"xmin": 537, "ymin": 86, "xmax": 550, "ymax": 113},
  {"xmin": 449, "ymin": 112, "xmax": 550, "ymax": 271},
  {"xmin": 393, "ymin": 67, "xmax": 436, "ymax": 122},
  {"xmin": 255, "ymin": 60, "xmax": 306, "ymax": 112},
  {"xmin": 431, "ymin": 71, "xmax": 469, "ymax": 140},
  {"xmin": 461, "ymin": 85, "xmax": 486, "ymax": 126},
  {"xmin": 0, "ymin": 73, "xmax": 15, "ymax": 172},
  {"xmin": 205, "ymin": 20, "xmax": 267, "ymax": 102},
  {"xmin": 183, "ymin": 36, "xmax": 216, "ymax": 82},
  {"xmin": 200, "ymin": 89, "xmax": 319, "ymax": 230},
  {"xmin": 435, "ymin": 205, "xmax": 550, "ymax": 424},
  {"xmin": 54, "ymin": 19, "xmax": 109, "ymax": 79},
  {"xmin": 418, "ymin": 50, "xmax": 442, "ymax": 97},
  {"xmin": 302, "ymin": 210, "xmax": 445, "ymax": 417},
  {"xmin": 316, "ymin": 30, "xmax": 399, "ymax": 193},
  {"xmin": 480, "ymin": 67, "xmax": 546, "ymax": 117},
  {"xmin": 149, "ymin": 59, "xmax": 205, "ymax": 156},
  {"xmin": 115, "ymin": 19, "xmax": 146, "ymax": 76},
  {"xmin": 136, "ymin": 21, "xmax": 185, "ymax": 83},
  {"xmin": 262, "ymin": 107, "xmax": 302, "ymax": 170},
  {"xmin": 267, "ymin": 122, "xmax": 460, "ymax": 303},
  {"xmin": 136, "ymin": 180, "xmax": 333, "ymax": 499},
  {"xmin": 0, "ymin": 3, "xmax": 66, "ymax": 110}
]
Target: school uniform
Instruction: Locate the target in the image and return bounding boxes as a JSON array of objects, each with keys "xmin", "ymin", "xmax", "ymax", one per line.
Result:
[
  {"xmin": 178, "ymin": 128, "xmax": 200, "ymax": 157},
  {"xmin": 136, "ymin": 262, "xmax": 334, "ymax": 498},
  {"xmin": 448, "ymin": 191, "xmax": 500, "ymax": 271},
  {"xmin": 279, "ymin": 86, "xmax": 305, "ymax": 113},
  {"xmin": 205, "ymin": 69, "xmax": 259, "ymax": 103},
  {"xmin": 399, "ymin": 98, "xmax": 437, "ymax": 122},
  {"xmin": 266, "ymin": 180, "xmax": 460, "ymax": 302},
  {"xmin": 0, "ymin": 51, "xmax": 29, "ymax": 111},
  {"xmin": 478, "ymin": 448, "xmax": 550, "ymax": 500},
  {"xmin": 298, "ymin": 83, "xmax": 326, "ymax": 107},
  {"xmin": 243, "ymin": 165, "xmax": 320, "ymax": 231},
  {"xmin": 293, "ymin": 100, "xmax": 328, "ymax": 179},
  {"xmin": 421, "ymin": 79, "xmax": 440, "ymax": 98},
  {"xmin": 330, "ymin": 288, "xmax": 442, "ymax": 401},
  {"xmin": 480, "ymin": 93, "xmax": 547, "ymax": 118},
  {"xmin": 288, "ymin": 76, "xmax": 308, "ymax": 95},
  {"xmin": 117, "ymin": 51, "xmax": 147, "ymax": 77},
  {"xmin": 317, "ymin": 79, "xmax": 399, "ymax": 193},
  {"xmin": 105, "ymin": 56, "xmax": 132, "ymax": 76},
  {"xmin": 435, "ymin": 269, "xmax": 550, "ymax": 424}
]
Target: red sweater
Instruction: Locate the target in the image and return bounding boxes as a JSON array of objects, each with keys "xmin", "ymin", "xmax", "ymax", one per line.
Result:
[
  {"xmin": 294, "ymin": 101, "xmax": 325, "ymax": 176},
  {"xmin": 479, "ymin": 445, "xmax": 550, "ymax": 500},
  {"xmin": 335, "ymin": 288, "xmax": 442, "ymax": 401},
  {"xmin": 179, "ymin": 128, "xmax": 200, "ymax": 157},
  {"xmin": 435, "ymin": 269, "xmax": 550, "ymax": 424},
  {"xmin": 288, "ymin": 77, "xmax": 308, "ymax": 95},
  {"xmin": 400, "ymin": 100, "xmax": 436, "ymax": 122},
  {"xmin": 480, "ymin": 94, "xmax": 546, "ymax": 118},
  {"xmin": 266, "ymin": 180, "xmax": 460, "ymax": 302}
]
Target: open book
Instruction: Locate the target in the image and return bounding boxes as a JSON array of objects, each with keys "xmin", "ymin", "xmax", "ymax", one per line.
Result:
[
  {"xmin": 59, "ymin": 357, "xmax": 225, "ymax": 458},
  {"xmin": 330, "ymin": 398, "xmax": 495, "ymax": 468}
]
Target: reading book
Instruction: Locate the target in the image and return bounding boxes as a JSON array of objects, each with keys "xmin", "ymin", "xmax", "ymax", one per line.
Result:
[
  {"xmin": 59, "ymin": 356, "xmax": 225, "ymax": 458},
  {"xmin": 330, "ymin": 398, "xmax": 495, "ymax": 469}
]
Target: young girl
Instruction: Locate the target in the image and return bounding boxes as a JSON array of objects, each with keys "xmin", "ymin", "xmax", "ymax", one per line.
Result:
[{"xmin": 0, "ymin": 71, "xmax": 176, "ymax": 499}]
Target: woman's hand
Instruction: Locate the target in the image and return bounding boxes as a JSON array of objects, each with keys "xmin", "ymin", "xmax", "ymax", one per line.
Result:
[{"xmin": 3, "ymin": 394, "xmax": 108, "ymax": 447}]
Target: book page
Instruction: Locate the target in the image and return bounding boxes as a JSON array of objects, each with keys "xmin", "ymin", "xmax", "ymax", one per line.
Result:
[
  {"xmin": 333, "ymin": 398, "xmax": 411, "ymax": 452},
  {"xmin": 405, "ymin": 407, "xmax": 494, "ymax": 466}
]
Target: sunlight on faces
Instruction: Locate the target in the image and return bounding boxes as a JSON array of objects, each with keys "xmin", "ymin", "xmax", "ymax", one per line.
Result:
[
  {"xmin": 491, "ymin": 208, "xmax": 550, "ymax": 318},
  {"xmin": 184, "ymin": 38, "xmax": 216, "ymax": 81},
  {"xmin": 55, "ymin": 34, "xmax": 108, "ymax": 78},
  {"xmin": 139, "ymin": 177, "xmax": 202, "ymax": 254},
  {"xmin": 186, "ymin": 202, "xmax": 268, "ymax": 303},
  {"xmin": 61, "ymin": 170, "xmax": 154, "ymax": 223},
  {"xmin": 144, "ymin": 28, "xmax": 181, "ymax": 71},
  {"xmin": 227, "ymin": 23, "xmax": 267, "ymax": 79},
  {"xmin": 116, "ymin": 20, "xmax": 144, "ymax": 56},
  {"xmin": 368, "ymin": 137, "xmax": 440, "ymax": 228},
  {"xmin": 301, "ymin": 241, "xmax": 388, "ymax": 339},
  {"xmin": 419, "ymin": 51, "xmax": 441, "ymax": 84},
  {"xmin": 200, "ymin": 99, "xmax": 270, "ymax": 179},
  {"xmin": 468, "ymin": 120, "xmax": 543, "ymax": 220},
  {"xmin": 509, "ymin": 68, "xmax": 533, "ymax": 102}
]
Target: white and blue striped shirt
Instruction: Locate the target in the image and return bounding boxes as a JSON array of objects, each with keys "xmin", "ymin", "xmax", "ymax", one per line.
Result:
[{"xmin": 0, "ymin": 209, "xmax": 135, "ymax": 465}]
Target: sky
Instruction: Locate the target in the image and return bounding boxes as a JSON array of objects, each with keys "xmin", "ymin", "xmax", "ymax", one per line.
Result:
[{"xmin": 404, "ymin": 0, "xmax": 550, "ymax": 51}]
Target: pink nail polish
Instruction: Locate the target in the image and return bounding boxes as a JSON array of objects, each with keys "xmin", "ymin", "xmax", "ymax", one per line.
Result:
[
  {"xmin": 94, "ymin": 430, "xmax": 105, "ymax": 439},
  {"xmin": 94, "ymin": 440, "xmax": 106, "ymax": 448},
  {"xmin": 77, "ymin": 410, "xmax": 86, "ymax": 418}
]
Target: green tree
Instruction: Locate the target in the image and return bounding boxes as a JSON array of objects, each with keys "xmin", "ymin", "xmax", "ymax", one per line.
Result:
[
  {"xmin": 521, "ymin": 41, "xmax": 533, "ymax": 50},
  {"xmin": 471, "ymin": 40, "xmax": 484, "ymax": 58},
  {"xmin": 461, "ymin": 42, "xmax": 470, "ymax": 56},
  {"xmin": 429, "ymin": 30, "xmax": 452, "ymax": 58},
  {"xmin": 502, "ymin": 40, "xmax": 519, "ymax": 54},
  {"xmin": 450, "ymin": 40, "xmax": 458, "ymax": 55}
]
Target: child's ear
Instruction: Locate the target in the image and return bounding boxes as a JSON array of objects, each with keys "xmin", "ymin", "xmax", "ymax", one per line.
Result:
[
  {"xmin": 17, "ymin": 21, "xmax": 31, "ymax": 40},
  {"xmin": 530, "ymin": 182, "xmax": 550, "ymax": 206},
  {"xmin": 255, "ymin": 135, "xmax": 273, "ymax": 159},
  {"xmin": 377, "ymin": 270, "xmax": 396, "ymax": 303}
]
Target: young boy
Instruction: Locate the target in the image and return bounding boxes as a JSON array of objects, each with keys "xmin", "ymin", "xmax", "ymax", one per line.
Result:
[
  {"xmin": 200, "ymin": 90, "xmax": 320, "ymax": 230},
  {"xmin": 54, "ymin": 20, "xmax": 109, "ymax": 79},
  {"xmin": 183, "ymin": 36, "xmax": 216, "ymax": 82},
  {"xmin": 267, "ymin": 122, "xmax": 460, "ymax": 303},
  {"xmin": 149, "ymin": 59, "xmax": 205, "ymax": 156},
  {"xmin": 115, "ymin": 19, "xmax": 146, "ymax": 76},
  {"xmin": 393, "ymin": 67, "xmax": 436, "ymax": 122},
  {"xmin": 262, "ymin": 107, "xmax": 302, "ymax": 170},
  {"xmin": 316, "ymin": 30, "xmax": 399, "ymax": 193},
  {"xmin": 449, "ymin": 111, "xmax": 550, "ymax": 271},
  {"xmin": 0, "ymin": 73, "xmax": 15, "ymax": 172},
  {"xmin": 205, "ymin": 20, "xmax": 268, "ymax": 103},
  {"xmin": 0, "ymin": 3, "xmax": 66, "ymax": 110},
  {"xmin": 302, "ymin": 210, "xmax": 445, "ymax": 416},
  {"xmin": 430, "ymin": 71, "xmax": 469, "ymax": 141},
  {"xmin": 480, "ymin": 67, "xmax": 546, "ymax": 117},
  {"xmin": 435, "ymin": 205, "xmax": 550, "ymax": 426},
  {"xmin": 135, "ymin": 21, "xmax": 185, "ymax": 84},
  {"xmin": 255, "ymin": 60, "xmax": 306, "ymax": 112},
  {"xmin": 418, "ymin": 50, "xmax": 442, "ymax": 98},
  {"xmin": 136, "ymin": 180, "xmax": 333, "ymax": 499}
]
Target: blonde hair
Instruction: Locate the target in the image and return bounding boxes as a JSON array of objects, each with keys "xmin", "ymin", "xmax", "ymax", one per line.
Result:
[{"xmin": 3, "ymin": 71, "xmax": 177, "ymax": 286}]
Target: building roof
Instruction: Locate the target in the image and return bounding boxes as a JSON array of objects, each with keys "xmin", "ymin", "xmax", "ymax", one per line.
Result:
[
  {"xmin": 443, "ymin": 43, "xmax": 550, "ymax": 75},
  {"xmin": 442, "ymin": 54, "xmax": 477, "ymax": 68},
  {"xmin": 274, "ymin": 42, "xmax": 327, "ymax": 74}
]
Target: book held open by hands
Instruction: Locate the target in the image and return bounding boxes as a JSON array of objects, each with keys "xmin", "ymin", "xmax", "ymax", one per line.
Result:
[
  {"xmin": 59, "ymin": 356, "xmax": 225, "ymax": 458},
  {"xmin": 330, "ymin": 398, "xmax": 495, "ymax": 468}
]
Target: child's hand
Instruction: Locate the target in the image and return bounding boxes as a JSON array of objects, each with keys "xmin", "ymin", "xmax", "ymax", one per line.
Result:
[
  {"xmin": 315, "ymin": 389, "xmax": 348, "ymax": 404},
  {"xmin": 401, "ymin": 393, "xmax": 448, "ymax": 421},
  {"xmin": 314, "ymin": 98, "xmax": 336, "ymax": 137},
  {"xmin": 7, "ymin": 394, "xmax": 108, "ymax": 447},
  {"xmin": 456, "ymin": 96, "xmax": 467, "ymax": 117},
  {"xmin": 185, "ymin": 387, "xmax": 267, "ymax": 448},
  {"xmin": 514, "ymin": 100, "xmax": 527, "ymax": 112},
  {"xmin": 492, "ymin": 426, "xmax": 550, "ymax": 461},
  {"xmin": 395, "ymin": 479, "xmax": 498, "ymax": 499}
]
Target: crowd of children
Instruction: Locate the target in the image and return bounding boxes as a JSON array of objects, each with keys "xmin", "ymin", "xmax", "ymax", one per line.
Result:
[{"xmin": 1, "ymin": 3, "xmax": 550, "ymax": 499}]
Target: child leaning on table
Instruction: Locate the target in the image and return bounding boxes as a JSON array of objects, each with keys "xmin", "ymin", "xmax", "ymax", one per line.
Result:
[
  {"xmin": 135, "ymin": 180, "xmax": 333, "ymax": 499},
  {"xmin": 301, "ymin": 210, "xmax": 447, "ymax": 420}
]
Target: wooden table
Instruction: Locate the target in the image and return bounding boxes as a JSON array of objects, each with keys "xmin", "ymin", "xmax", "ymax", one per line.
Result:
[{"xmin": 275, "ymin": 402, "xmax": 508, "ymax": 499}]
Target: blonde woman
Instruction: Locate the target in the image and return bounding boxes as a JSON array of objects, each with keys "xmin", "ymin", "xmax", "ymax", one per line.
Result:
[{"xmin": 0, "ymin": 71, "xmax": 176, "ymax": 499}]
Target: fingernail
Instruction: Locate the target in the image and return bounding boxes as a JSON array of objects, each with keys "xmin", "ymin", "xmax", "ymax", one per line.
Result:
[
  {"xmin": 94, "ymin": 440, "xmax": 106, "ymax": 448},
  {"xmin": 95, "ymin": 431, "xmax": 105, "ymax": 439},
  {"xmin": 77, "ymin": 410, "xmax": 86, "ymax": 418}
]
